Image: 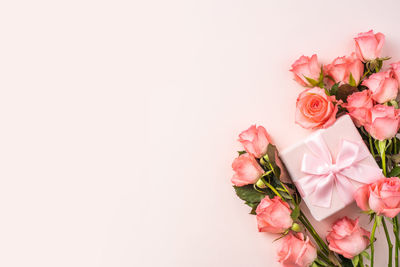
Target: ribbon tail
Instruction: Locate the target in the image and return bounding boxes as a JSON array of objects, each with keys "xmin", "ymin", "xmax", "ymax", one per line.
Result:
[
  {"xmin": 309, "ymin": 174, "xmax": 335, "ymax": 208},
  {"xmin": 294, "ymin": 175, "xmax": 320, "ymax": 198},
  {"xmin": 335, "ymin": 174, "xmax": 356, "ymax": 205}
]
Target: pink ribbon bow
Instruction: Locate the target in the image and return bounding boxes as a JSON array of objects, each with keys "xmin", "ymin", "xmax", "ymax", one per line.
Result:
[{"xmin": 296, "ymin": 134, "xmax": 382, "ymax": 208}]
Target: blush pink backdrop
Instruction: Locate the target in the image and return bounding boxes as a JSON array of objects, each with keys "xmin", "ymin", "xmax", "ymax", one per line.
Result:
[{"xmin": 0, "ymin": 0, "xmax": 399, "ymax": 266}]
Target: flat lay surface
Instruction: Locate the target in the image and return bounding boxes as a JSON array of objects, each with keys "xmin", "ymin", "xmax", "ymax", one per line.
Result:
[{"xmin": 1, "ymin": 0, "xmax": 400, "ymax": 266}]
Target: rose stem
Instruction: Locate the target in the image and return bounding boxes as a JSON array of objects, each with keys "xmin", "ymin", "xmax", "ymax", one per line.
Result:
[
  {"xmin": 370, "ymin": 216, "xmax": 379, "ymax": 267},
  {"xmin": 379, "ymin": 140, "xmax": 387, "ymax": 177},
  {"xmin": 393, "ymin": 217, "xmax": 399, "ymax": 267},
  {"xmin": 382, "ymin": 217, "xmax": 393, "ymax": 267},
  {"xmin": 317, "ymin": 250, "xmax": 335, "ymax": 266},
  {"xmin": 369, "ymin": 134, "xmax": 376, "ymax": 158}
]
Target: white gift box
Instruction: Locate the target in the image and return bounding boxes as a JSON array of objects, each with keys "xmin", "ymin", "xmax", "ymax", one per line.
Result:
[{"xmin": 279, "ymin": 115, "xmax": 382, "ymax": 221}]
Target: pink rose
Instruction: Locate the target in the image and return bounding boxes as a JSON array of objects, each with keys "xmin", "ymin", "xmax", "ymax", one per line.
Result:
[
  {"xmin": 231, "ymin": 153, "xmax": 264, "ymax": 187},
  {"xmin": 362, "ymin": 70, "xmax": 398, "ymax": 103},
  {"xmin": 354, "ymin": 177, "xmax": 400, "ymax": 218},
  {"xmin": 364, "ymin": 104, "xmax": 400, "ymax": 140},
  {"xmin": 290, "ymin": 54, "xmax": 321, "ymax": 87},
  {"xmin": 327, "ymin": 217, "xmax": 370, "ymax": 259},
  {"xmin": 238, "ymin": 125, "xmax": 271, "ymax": 158},
  {"xmin": 354, "ymin": 30, "xmax": 385, "ymax": 62},
  {"xmin": 295, "ymin": 87, "xmax": 338, "ymax": 129},
  {"xmin": 324, "ymin": 54, "xmax": 364, "ymax": 85},
  {"xmin": 390, "ymin": 61, "xmax": 400, "ymax": 85},
  {"xmin": 345, "ymin": 90, "xmax": 373, "ymax": 127},
  {"xmin": 255, "ymin": 196, "xmax": 293, "ymax": 234},
  {"xmin": 277, "ymin": 232, "xmax": 317, "ymax": 267}
]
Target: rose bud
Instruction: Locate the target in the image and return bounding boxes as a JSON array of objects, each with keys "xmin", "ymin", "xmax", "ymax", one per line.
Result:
[
  {"xmin": 290, "ymin": 54, "xmax": 322, "ymax": 87},
  {"xmin": 354, "ymin": 30, "xmax": 385, "ymax": 62},
  {"xmin": 324, "ymin": 54, "xmax": 363, "ymax": 85},
  {"xmin": 238, "ymin": 125, "xmax": 271, "ymax": 158},
  {"xmin": 231, "ymin": 153, "xmax": 264, "ymax": 187},
  {"xmin": 295, "ymin": 87, "xmax": 338, "ymax": 129},
  {"xmin": 390, "ymin": 61, "xmax": 400, "ymax": 86},
  {"xmin": 364, "ymin": 104, "xmax": 400, "ymax": 141},
  {"xmin": 255, "ymin": 196, "xmax": 293, "ymax": 234},
  {"xmin": 362, "ymin": 70, "xmax": 398, "ymax": 104},
  {"xmin": 327, "ymin": 217, "xmax": 370, "ymax": 259},
  {"xmin": 277, "ymin": 232, "xmax": 317, "ymax": 267},
  {"xmin": 354, "ymin": 177, "xmax": 400, "ymax": 218},
  {"xmin": 345, "ymin": 90, "xmax": 373, "ymax": 127}
]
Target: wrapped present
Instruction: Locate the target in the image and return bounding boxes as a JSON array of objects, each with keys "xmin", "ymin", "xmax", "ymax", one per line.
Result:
[{"xmin": 279, "ymin": 115, "xmax": 382, "ymax": 221}]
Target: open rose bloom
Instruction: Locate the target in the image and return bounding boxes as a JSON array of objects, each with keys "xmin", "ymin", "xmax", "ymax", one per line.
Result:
[
  {"xmin": 238, "ymin": 125, "xmax": 271, "ymax": 158},
  {"xmin": 277, "ymin": 232, "xmax": 317, "ymax": 267},
  {"xmin": 354, "ymin": 177, "xmax": 400, "ymax": 218},
  {"xmin": 364, "ymin": 104, "xmax": 400, "ymax": 141},
  {"xmin": 345, "ymin": 90, "xmax": 373, "ymax": 127},
  {"xmin": 295, "ymin": 87, "xmax": 338, "ymax": 129},
  {"xmin": 354, "ymin": 30, "xmax": 385, "ymax": 62},
  {"xmin": 256, "ymin": 196, "xmax": 293, "ymax": 234},
  {"xmin": 362, "ymin": 70, "xmax": 398, "ymax": 104},
  {"xmin": 231, "ymin": 153, "xmax": 264, "ymax": 186},
  {"xmin": 324, "ymin": 54, "xmax": 363, "ymax": 85},
  {"xmin": 327, "ymin": 217, "xmax": 370, "ymax": 259},
  {"xmin": 290, "ymin": 54, "xmax": 321, "ymax": 87}
]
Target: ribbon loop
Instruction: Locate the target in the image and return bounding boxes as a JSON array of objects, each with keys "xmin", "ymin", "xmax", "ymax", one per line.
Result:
[{"xmin": 296, "ymin": 134, "xmax": 382, "ymax": 208}]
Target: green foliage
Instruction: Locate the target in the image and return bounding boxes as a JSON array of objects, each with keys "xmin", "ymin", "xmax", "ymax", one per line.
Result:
[
  {"xmin": 351, "ymin": 254, "xmax": 359, "ymax": 267},
  {"xmin": 349, "ymin": 72, "xmax": 357, "ymax": 87},
  {"xmin": 237, "ymin": 150, "xmax": 246, "ymax": 156},
  {"xmin": 330, "ymin": 82, "xmax": 340, "ymax": 96},
  {"xmin": 361, "ymin": 251, "xmax": 370, "ymax": 260},
  {"xmin": 389, "ymin": 166, "xmax": 400, "ymax": 177},
  {"xmin": 290, "ymin": 204, "xmax": 300, "ymax": 220},
  {"xmin": 234, "ymin": 185, "xmax": 265, "ymax": 203},
  {"xmin": 233, "ymin": 185, "xmax": 266, "ymax": 214},
  {"xmin": 338, "ymin": 255, "xmax": 353, "ymax": 267},
  {"xmin": 304, "ymin": 76, "xmax": 319, "ymax": 87}
]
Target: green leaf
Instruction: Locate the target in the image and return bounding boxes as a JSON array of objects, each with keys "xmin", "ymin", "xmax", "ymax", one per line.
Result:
[
  {"xmin": 311, "ymin": 262, "xmax": 319, "ymax": 267},
  {"xmin": 389, "ymin": 166, "xmax": 400, "ymax": 177},
  {"xmin": 330, "ymin": 82, "xmax": 340, "ymax": 96},
  {"xmin": 338, "ymin": 255, "xmax": 354, "ymax": 267},
  {"xmin": 233, "ymin": 185, "xmax": 266, "ymax": 203},
  {"xmin": 361, "ymin": 250, "xmax": 370, "ymax": 260},
  {"xmin": 318, "ymin": 66, "xmax": 324, "ymax": 82},
  {"xmin": 376, "ymin": 215, "xmax": 383, "ymax": 227},
  {"xmin": 304, "ymin": 76, "xmax": 319, "ymax": 87},
  {"xmin": 349, "ymin": 72, "xmax": 357, "ymax": 87},
  {"xmin": 351, "ymin": 255, "xmax": 359, "ymax": 267},
  {"xmin": 290, "ymin": 204, "xmax": 300, "ymax": 220},
  {"xmin": 245, "ymin": 201, "xmax": 259, "ymax": 215},
  {"xmin": 369, "ymin": 213, "xmax": 375, "ymax": 223},
  {"xmin": 237, "ymin": 150, "xmax": 246, "ymax": 156},
  {"xmin": 314, "ymin": 258, "xmax": 328, "ymax": 266}
]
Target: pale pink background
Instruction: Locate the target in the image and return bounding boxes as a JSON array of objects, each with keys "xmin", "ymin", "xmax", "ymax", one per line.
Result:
[{"xmin": 0, "ymin": 0, "xmax": 399, "ymax": 266}]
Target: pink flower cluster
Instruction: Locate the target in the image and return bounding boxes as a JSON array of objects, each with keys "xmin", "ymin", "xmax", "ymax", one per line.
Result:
[
  {"xmin": 231, "ymin": 123, "xmax": 374, "ymax": 265},
  {"xmin": 231, "ymin": 125, "xmax": 270, "ymax": 186},
  {"xmin": 291, "ymin": 30, "xmax": 400, "ymax": 141},
  {"xmin": 231, "ymin": 30, "xmax": 400, "ymax": 267}
]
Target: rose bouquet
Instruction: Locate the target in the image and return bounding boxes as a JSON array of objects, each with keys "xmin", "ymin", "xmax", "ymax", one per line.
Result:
[{"xmin": 231, "ymin": 30, "xmax": 400, "ymax": 267}]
